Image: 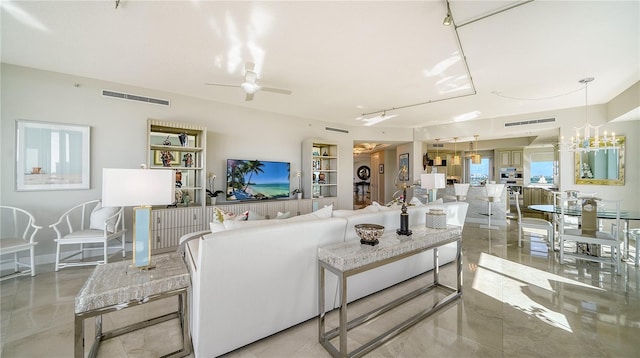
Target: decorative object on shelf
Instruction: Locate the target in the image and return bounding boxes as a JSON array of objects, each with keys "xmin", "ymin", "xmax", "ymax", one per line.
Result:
[
  {"xmin": 471, "ymin": 135, "xmax": 482, "ymax": 164},
  {"xmin": 452, "ymin": 137, "xmax": 461, "ymax": 166},
  {"xmin": 102, "ymin": 167, "xmax": 174, "ymax": 269},
  {"xmin": 183, "ymin": 153, "xmax": 193, "ymax": 167},
  {"xmin": 175, "ymin": 171, "xmax": 183, "ymax": 188},
  {"xmin": 354, "ymin": 224, "xmax": 384, "ymax": 246},
  {"xmin": 426, "ymin": 209, "xmax": 447, "ymax": 229},
  {"xmin": 162, "ymin": 136, "xmax": 172, "ymax": 146},
  {"xmin": 178, "ymin": 132, "xmax": 187, "ymax": 147},
  {"xmin": 357, "ymin": 166, "xmax": 370, "ymax": 181},
  {"xmin": 379, "ymin": 164, "xmax": 384, "ymax": 174},
  {"xmin": 155, "ymin": 150, "xmax": 179, "ymax": 166},
  {"xmin": 182, "ymin": 191, "xmax": 191, "ymax": 207},
  {"xmin": 421, "ymin": 173, "xmax": 445, "ymax": 203},
  {"xmin": 398, "ymin": 153, "xmax": 409, "ymax": 181},
  {"xmin": 434, "ymin": 138, "xmax": 443, "ymax": 166},
  {"xmin": 323, "ymin": 151, "xmax": 328, "ymax": 156},
  {"xmin": 31, "ymin": 167, "xmax": 42, "ymax": 174},
  {"xmin": 318, "ymin": 173, "xmax": 326, "ymax": 184},
  {"xmin": 293, "ymin": 170, "xmax": 303, "ymax": 198},
  {"xmin": 394, "ymin": 165, "xmax": 412, "ymax": 237},
  {"xmin": 561, "ymin": 77, "xmax": 619, "ymax": 152}
]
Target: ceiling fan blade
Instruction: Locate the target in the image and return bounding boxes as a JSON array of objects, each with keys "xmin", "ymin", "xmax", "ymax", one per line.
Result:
[
  {"xmin": 245, "ymin": 92, "xmax": 254, "ymax": 101},
  {"xmin": 205, "ymin": 83, "xmax": 241, "ymax": 88},
  {"xmin": 260, "ymin": 87, "xmax": 292, "ymax": 95}
]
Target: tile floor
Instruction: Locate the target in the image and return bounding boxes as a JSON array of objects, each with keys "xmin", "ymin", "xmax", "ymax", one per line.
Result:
[{"xmin": 1, "ymin": 220, "xmax": 639, "ymax": 357}]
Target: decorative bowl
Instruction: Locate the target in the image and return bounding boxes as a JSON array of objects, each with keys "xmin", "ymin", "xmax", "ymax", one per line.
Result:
[{"xmin": 354, "ymin": 224, "xmax": 385, "ymax": 246}]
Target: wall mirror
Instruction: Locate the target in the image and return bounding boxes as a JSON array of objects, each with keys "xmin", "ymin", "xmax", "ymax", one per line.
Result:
[
  {"xmin": 16, "ymin": 120, "xmax": 90, "ymax": 191},
  {"xmin": 575, "ymin": 135, "xmax": 625, "ymax": 185}
]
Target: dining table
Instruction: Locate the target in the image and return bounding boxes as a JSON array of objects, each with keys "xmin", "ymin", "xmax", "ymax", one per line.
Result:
[{"xmin": 528, "ymin": 204, "xmax": 640, "ymax": 261}]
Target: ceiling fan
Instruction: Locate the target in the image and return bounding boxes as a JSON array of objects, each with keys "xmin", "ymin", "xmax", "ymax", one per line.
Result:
[{"xmin": 205, "ymin": 62, "xmax": 292, "ymax": 101}]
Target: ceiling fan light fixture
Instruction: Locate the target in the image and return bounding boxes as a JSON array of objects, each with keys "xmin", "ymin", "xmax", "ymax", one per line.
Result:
[{"xmin": 240, "ymin": 82, "xmax": 259, "ymax": 94}]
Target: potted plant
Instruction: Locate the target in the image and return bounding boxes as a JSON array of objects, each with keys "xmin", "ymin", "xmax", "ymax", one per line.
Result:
[
  {"xmin": 292, "ymin": 188, "xmax": 302, "ymax": 199},
  {"xmin": 206, "ymin": 189, "xmax": 224, "ymax": 205}
]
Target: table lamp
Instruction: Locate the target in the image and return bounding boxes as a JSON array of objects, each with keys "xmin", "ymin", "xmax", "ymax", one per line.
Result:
[
  {"xmin": 102, "ymin": 168, "xmax": 174, "ymax": 269},
  {"xmin": 421, "ymin": 173, "xmax": 445, "ymax": 203}
]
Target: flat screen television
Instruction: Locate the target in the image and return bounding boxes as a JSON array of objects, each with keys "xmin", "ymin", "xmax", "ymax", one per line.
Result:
[{"xmin": 226, "ymin": 159, "xmax": 291, "ymax": 201}]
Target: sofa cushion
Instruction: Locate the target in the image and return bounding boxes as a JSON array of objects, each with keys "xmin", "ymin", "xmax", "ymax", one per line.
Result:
[
  {"xmin": 247, "ymin": 210, "xmax": 266, "ymax": 220},
  {"xmin": 284, "ymin": 204, "xmax": 333, "ymax": 222},
  {"xmin": 275, "ymin": 211, "xmax": 291, "ymax": 219},
  {"xmin": 223, "ymin": 218, "xmax": 281, "ymax": 231}
]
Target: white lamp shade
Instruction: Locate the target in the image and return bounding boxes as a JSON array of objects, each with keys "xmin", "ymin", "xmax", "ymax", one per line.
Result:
[
  {"xmin": 433, "ymin": 156, "xmax": 442, "ymax": 166},
  {"xmin": 454, "ymin": 183, "xmax": 470, "ymax": 196},
  {"xmin": 102, "ymin": 168, "xmax": 175, "ymax": 207},
  {"xmin": 485, "ymin": 183, "xmax": 505, "ymax": 198},
  {"xmin": 421, "ymin": 173, "xmax": 445, "ymax": 189}
]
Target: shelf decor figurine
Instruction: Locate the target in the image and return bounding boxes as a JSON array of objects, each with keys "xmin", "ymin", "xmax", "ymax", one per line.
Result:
[
  {"xmin": 395, "ymin": 165, "xmax": 412, "ymax": 237},
  {"xmin": 178, "ymin": 132, "xmax": 187, "ymax": 147}
]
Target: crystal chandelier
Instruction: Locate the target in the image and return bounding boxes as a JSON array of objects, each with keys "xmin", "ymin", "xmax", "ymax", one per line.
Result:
[{"xmin": 563, "ymin": 77, "xmax": 619, "ymax": 152}]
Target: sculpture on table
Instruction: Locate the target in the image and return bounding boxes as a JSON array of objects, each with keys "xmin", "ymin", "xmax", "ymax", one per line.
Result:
[{"xmin": 395, "ymin": 165, "xmax": 412, "ymax": 237}]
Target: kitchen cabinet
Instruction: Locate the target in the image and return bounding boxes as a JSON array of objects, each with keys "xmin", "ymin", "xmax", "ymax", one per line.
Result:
[{"xmin": 498, "ymin": 149, "xmax": 523, "ymax": 167}]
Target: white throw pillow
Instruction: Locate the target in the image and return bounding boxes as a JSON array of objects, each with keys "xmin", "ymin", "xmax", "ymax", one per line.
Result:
[
  {"xmin": 408, "ymin": 196, "xmax": 423, "ymax": 206},
  {"xmin": 275, "ymin": 211, "xmax": 291, "ymax": 219},
  {"xmin": 209, "ymin": 222, "xmax": 226, "ymax": 233},
  {"xmin": 247, "ymin": 210, "xmax": 265, "ymax": 221},
  {"xmin": 332, "ymin": 205, "xmax": 378, "ymax": 217},
  {"xmin": 223, "ymin": 218, "xmax": 280, "ymax": 230},
  {"xmin": 212, "ymin": 207, "xmax": 236, "ymax": 223},
  {"xmin": 90, "ymin": 202, "xmax": 119, "ymax": 232}
]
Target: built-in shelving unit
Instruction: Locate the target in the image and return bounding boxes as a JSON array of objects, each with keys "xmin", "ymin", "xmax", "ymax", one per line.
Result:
[
  {"xmin": 302, "ymin": 139, "xmax": 339, "ymax": 204},
  {"xmin": 147, "ymin": 119, "xmax": 207, "ymax": 207}
]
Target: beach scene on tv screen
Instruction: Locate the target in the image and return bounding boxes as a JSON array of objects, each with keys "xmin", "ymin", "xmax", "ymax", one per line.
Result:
[{"xmin": 226, "ymin": 159, "xmax": 290, "ymax": 200}]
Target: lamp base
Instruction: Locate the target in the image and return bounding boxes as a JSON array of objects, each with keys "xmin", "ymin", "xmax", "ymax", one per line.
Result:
[
  {"xmin": 396, "ymin": 228, "xmax": 413, "ymax": 236},
  {"xmin": 126, "ymin": 263, "xmax": 156, "ymax": 274}
]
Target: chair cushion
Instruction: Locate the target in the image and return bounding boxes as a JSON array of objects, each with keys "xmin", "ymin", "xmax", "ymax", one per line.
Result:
[
  {"xmin": 61, "ymin": 229, "xmax": 107, "ymax": 241},
  {"xmin": 89, "ymin": 202, "xmax": 119, "ymax": 231},
  {"xmin": 0, "ymin": 238, "xmax": 34, "ymax": 252}
]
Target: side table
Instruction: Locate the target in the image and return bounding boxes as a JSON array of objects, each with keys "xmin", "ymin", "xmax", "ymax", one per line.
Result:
[
  {"xmin": 318, "ymin": 225, "xmax": 462, "ymax": 358},
  {"xmin": 74, "ymin": 252, "xmax": 191, "ymax": 358}
]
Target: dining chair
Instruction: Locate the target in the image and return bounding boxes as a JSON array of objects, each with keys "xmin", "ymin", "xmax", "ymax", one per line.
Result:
[
  {"xmin": 559, "ymin": 197, "xmax": 622, "ymax": 274},
  {"xmin": 514, "ymin": 192, "xmax": 554, "ymax": 249},
  {"xmin": 50, "ymin": 199, "xmax": 126, "ymax": 271},
  {"xmin": 0, "ymin": 206, "xmax": 41, "ymax": 280}
]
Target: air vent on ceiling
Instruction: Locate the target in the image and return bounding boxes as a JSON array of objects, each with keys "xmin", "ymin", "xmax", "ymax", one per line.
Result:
[
  {"xmin": 504, "ymin": 117, "xmax": 555, "ymax": 127},
  {"xmin": 431, "ymin": 143, "xmax": 444, "ymax": 148},
  {"xmin": 102, "ymin": 90, "xmax": 170, "ymax": 106},
  {"xmin": 325, "ymin": 127, "xmax": 349, "ymax": 134}
]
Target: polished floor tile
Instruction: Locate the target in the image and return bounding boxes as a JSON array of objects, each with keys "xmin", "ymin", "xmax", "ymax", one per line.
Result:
[{"xmin": 1, "ymin": 220, "xmax": 639, "ymax": 357}]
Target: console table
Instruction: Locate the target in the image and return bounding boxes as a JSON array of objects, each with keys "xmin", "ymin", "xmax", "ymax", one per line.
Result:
[
  {"xmin": 318, "ymin": 225, "xmax": 462, "ymax": 358},
  {"xmin": 74, "ymin": 252, "xmax": 191, "ymax": 358}
]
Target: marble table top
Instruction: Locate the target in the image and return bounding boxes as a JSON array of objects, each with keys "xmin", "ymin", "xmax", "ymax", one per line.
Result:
[
  {"xmin": 75, "ymin": 252, "xmax": 190, "ymax": 313},
  {"xmin": 318, "ymin": 225, "xmax": 461, "ymax": 272}
]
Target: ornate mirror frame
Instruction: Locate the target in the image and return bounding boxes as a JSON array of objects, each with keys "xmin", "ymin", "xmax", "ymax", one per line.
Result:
[{"xmin": 574, "ymin": 135, "xmax": 625, "ymax": 185}]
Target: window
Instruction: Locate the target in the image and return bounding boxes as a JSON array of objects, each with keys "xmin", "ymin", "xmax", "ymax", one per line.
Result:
[
  {"xmin": 530, "ymin": 151, "xmax": 555, "ymax": 185},
  {"xmin": 469, "ymin": 157, "xmax": 490, "ymax": 185}
]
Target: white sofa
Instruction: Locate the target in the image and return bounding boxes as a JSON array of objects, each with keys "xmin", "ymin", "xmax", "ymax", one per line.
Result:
[{"xmin": 181, "ymin": 201, "xmax": 468, "ymax": 357}]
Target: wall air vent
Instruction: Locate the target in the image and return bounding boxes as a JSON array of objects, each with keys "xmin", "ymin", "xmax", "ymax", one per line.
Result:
[
  {"xmin": 325, "ymin": 127, "xmax": 349, "ymax": 134},
  {"xmin": 504, "ymin": 117, "xmax": 555, "ymax": 127},
  {"xmin": 102, "ymin": 90, "xmax": 170, "ymax": 106},
  {"xmin": 431, "ymin": 143, "xmax": 444, "ymax": 147}
]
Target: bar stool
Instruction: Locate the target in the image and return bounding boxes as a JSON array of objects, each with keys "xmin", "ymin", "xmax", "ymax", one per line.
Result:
[
  {"xmin": 480, "ymin": 183, "xmax": 505, "ymax": 230},
  {"xmin": 446, "ymin": 183, "xmax": 470, "ymax": 201}
]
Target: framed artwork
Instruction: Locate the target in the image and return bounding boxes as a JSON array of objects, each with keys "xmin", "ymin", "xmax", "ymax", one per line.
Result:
[
  {"xmin": 154, "ymin": 150, "xmax": 180, "ymax": 166},
  {"xmin": 15, "ymin": 120, "xmax": 90, "ymax": 191},
  {"xmin": 398, "ymin": 153, "xmax": 409, "ymax": 181},
  {"xmin": 379, "ymin": 164, "xmax": 384, "ymax": 174}
]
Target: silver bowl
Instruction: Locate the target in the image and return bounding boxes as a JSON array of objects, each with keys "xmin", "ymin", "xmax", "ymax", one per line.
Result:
[{"xmin": 354, "ymin": 224, "xmax": 384, "ymax": 246}]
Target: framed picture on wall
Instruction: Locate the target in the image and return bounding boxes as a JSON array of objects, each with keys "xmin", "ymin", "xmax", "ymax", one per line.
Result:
[
  {"xmin": 379, "ymin": 164, "xmax": 384, "ymax": 174},
  {"xmin": 154, "ymin": 150, "xmax": 180, "ymax": 166},
  {"xmin": 399, "ymin": 153, "xmax": 409, "ymax": 181},
  {"xmin": 15, "ymin": 120, "xmax": 90, "ymax": 191}
]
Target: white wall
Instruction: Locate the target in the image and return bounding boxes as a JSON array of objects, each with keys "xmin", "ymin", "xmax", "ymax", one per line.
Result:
[{"xmin": 0, "ymin": 63, "xmax": 378, "ymax": 262}]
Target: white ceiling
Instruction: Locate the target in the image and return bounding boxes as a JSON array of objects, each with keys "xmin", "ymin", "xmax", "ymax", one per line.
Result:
[{"xmin": 2, "ymin": 1, "xmax": 638, "ymax": 132}]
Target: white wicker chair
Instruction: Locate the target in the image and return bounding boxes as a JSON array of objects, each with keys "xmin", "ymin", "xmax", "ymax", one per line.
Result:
[
  {"xmin": 50, "ymin": 200, "xmax": 126, "ymax": 271},
  {"xmin": 0, "ymin": 206, "xmax": 41, "ymax": 280}
]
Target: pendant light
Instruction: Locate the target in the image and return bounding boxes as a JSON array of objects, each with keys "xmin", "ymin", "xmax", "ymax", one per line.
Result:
[
  {"xmin": 434, "ymin": 138, "xmax": 442, "ymax": 166},
  {"xmin": 452, "ymin": 137, "xmax": 461, "ymax": 166},
  {"xmin": 471, "ymin": 135, "xmax": 482, "ymax": 164}
]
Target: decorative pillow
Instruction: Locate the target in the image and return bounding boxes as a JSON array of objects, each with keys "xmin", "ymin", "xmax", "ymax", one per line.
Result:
[
  {"xmin": 209, "ymin": 222, "xmax": 226, "ymax": 233},
  {"xmin": 314, "ymin": 204, "xmax": 333, "ymax": 219},
  {"xmin": 247, "ymin": 210, "xmax": 265, "ymax": 221},
  {"xmin": 90, "ymin": 202, "xmax": 119, "ymax": 232},
  {"xmin": 275, "ymin": 211, "xmax": 291, "ymax": 219},
  {"xmin": 212, "ymin": 207, "xmax": 236, "ymax": 223},
  {"xmin": 408, "ymin": 196, "xmax": 423, "ymax": 206}
]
